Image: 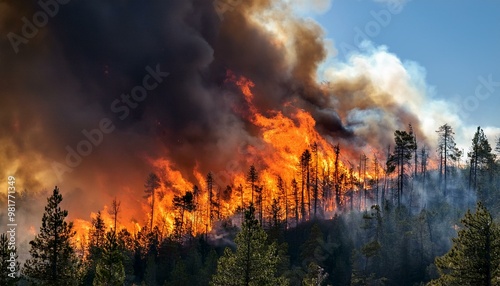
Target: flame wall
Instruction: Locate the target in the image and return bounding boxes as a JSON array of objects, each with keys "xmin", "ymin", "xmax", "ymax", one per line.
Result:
[{"xmin": 0, "ymin": 0, "xmax": 455, "ymax": 241}]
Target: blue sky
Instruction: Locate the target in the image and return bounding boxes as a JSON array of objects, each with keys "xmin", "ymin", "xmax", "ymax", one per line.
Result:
[{"xmin": 312, "ymin": 0, "xmax": 500, "ymax": 128}]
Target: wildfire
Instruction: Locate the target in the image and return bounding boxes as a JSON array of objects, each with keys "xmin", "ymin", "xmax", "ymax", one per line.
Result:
[
  {"xmin": 62, "ymin": 70, "xmax": 388, "ymax": 243},
  {"xmin": 121, "ymin": 71, "xmax": 384, "ymax": 238}
]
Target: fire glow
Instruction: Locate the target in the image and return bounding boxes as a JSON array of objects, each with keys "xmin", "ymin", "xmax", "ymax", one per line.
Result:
[{"xmin": 2, "ymin": 0, "xmax": 461, "ymax": 248}]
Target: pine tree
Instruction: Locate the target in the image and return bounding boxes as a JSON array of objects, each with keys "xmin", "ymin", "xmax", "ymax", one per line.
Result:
[
  {"xmin": 302, "ymin": 262, "xmax": 329, "ymax": 286},
  {"xmin": 247, "ymin": 165, "xmax": 258, "ymax": 204},
  {"xmin": 0, "ymin": 233, "xmax": 20, "ymax": 285},
  {"xmin": 83, "ymin": 211, "xmax": 107, "ymax": 285},
  {"xmin": 311, "ymin": 143, "xmax": 320, "ymax": 219},
  {"xmin": 468, "ymin": 127, "xmax": 496, "ymax": 198},
  {"xmin": 109, "ymin": 197, "xmax": 121, "ymax": 234},
  {"xmin": 436, "ymin": 124, "xmax": 461, "ymax": 196},
  {"xmin": 207, "ymin": 172, "xmax": 215, "ymax": 226},
  {"xmin": 292, "ymin": 178, "xmax": 300, "ymax": 227},
  {"xmin": 89, "ymin": 211, "xmax": 106, "ymax": 253},
  {"xmin": 93, "ymin": 231, "xmax": 125, "ymax": 286},
  {"xmin": 144, "ymin": 173, "xmax": 161, "ymax": 230},
  {"xmin": 334, "ymin": 144, "xmax": 341, "ymax": 209},
  {"xmin": 210, "ymin": 204, "xmax": 288, "ymax": 286},
  {"xmin": 23, "ymin": 186, "xmax": 82, "ymax": 286},
  {"xmin": 301, "ymin": 150, "xmax": 312, "ymax": 221},
  {"xmin": 173, "ymin": 191, "xmax": 196, "ymax": 237},
  {"xmin": 276, "ymin": 175, "xmax": 288, "ymax": 229},
  {"xmin": 429, "ymin": 202, "xmax": 500, "ymax": 285},
  {"xmin": 387, "ymin": 126, "xmax": 417, "ymax": 206}
]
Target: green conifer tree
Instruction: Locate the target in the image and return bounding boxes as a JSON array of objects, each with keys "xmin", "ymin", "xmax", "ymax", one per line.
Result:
[
  {"xmin": 23, "ymin": 186, "xmax": 82, "ymax": 286},
  {"xmin": 429, "ymin": 202, "xmax": 500, "ymax": 285},
  {"xmin": 84, "ymin": 211, "xmax": 107, "ymax": 285},
  {"xmin": 210, "ymin": 204, "xmax": 288, "ymax": 286},
  {"xmin": 93, "ymin": 231, "xmax": 125, "ymax": 286}
]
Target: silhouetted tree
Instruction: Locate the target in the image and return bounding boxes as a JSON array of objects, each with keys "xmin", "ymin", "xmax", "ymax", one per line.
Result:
[
  {"xmin": 468, "ymin": 127, "xmax": 495, "ymax": 197},
  {"xmin": 436, "ymin": 124, "xmax": 461, "ymax": 196},
  {"xmin": 210, "ymin": 204, "xmax": 288, "ymax": 286},
  {"xmin": 247, "ymin": 165, "xmax": 258, "ymax": 204},
  {"xmin": 301, "ymin": 149, "xmax": 312, "ymax": 221},
  {"xmin": 207, "ymin": 172, "xmax": 215, "ymax": 226},
  {"xmin": 109, "ymin": 197, "xmax": 121, "ymax": 234},
  {"xmin": 277, "ymin": 175, "xmax": 288, "ymax": 229},
  {"xmin": 144, "ymin": 173, "xmax": 161, "ymax": 230},
  {"xmin": 420, "ymin": 146, "xmax": 429, "ymax": 188},
  {"xmin": 173, "ymin": 191, "xmax": 196, "ymax": 236},
  {"xmin": 312, "ymin": 143, "xmax": 320, "ymax": 219},
  {"xmin": 23, "ymin": 186, "xmax": 82, "ymax": 285},
  {"xmin": 387, "ymin": 126, "xmax": 417, "ymax": 206},
  {"xmin": 83, "ymin": 211, "xmax": 106, "ymax": 285},
  {"xmin": 93, "ymin": 231, "xmax": 125, "ymax": 286},
  {"xmin": 292, "ymin": 178, "xmax": 299, "ymax": 227},
  {"xmin": 373, "ymin": 155, "xmax": 380, "ymax": 206},
  {"xmin": 334, "ymin": 144, "xmax": 341, "ymax": 209}
]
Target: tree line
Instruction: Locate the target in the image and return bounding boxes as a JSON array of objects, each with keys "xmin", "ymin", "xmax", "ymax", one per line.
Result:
[{"xmin": 3, "ymin": 123, "xmax": 500, "ymax": 285}]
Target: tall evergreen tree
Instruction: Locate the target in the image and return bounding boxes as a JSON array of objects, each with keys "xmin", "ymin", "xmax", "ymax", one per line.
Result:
[
  {"xmin": 311, "ymin": 142, "xmax": 320, "ymax": 219},
  {"xmin": 468, "ymin": 127, "xmax": 495, "ymax": 197},
  {"xmin": 83, "ymin": 211, "xmax": 107, "ymax": 285},
  {"xmin": 292, "ymin": 178, "xmax": 300, "ymax": 227},
  {"xmin": 109, "ymin": 197, "xmax": 121, "ymax": 234},
  {"xmin": 436, "ymin": 124, "xmax": 461, "ymax": 196},
  {"xmin": 144, "ymin": 173, "xmax": 161, "ymax": 230},
  {"xmin": 429, "ymin": 202, "xmax": 500, "ymax": 285},
  {"xmin": 276, "ymin": 175, "xmax": 288, "ymax": 229},
  {"xmin": 207, "ymin": 172, "xmax": 216, "ymax": 226},
  {"xmin": 23, "ymin": 186, "xmax": 82, "ymax": 286},
  {"xmin": 387, "ymin": 126, "xmax": 417, "ymax": 206},
  {"xmin": 173, "ymin": 191, "xmax": 196, "ymax": 237},
  {"xmin": 247, "ymin": 165, "xmax": 258, "ymax": 204},
  {"xmin": 301, "ymin": 149, "xmax": 312, "ymax": 221},
  {"xmin": 93, "ymin": 231, "xmax": 125, "ymax": 286},
  {"xmin": 333, "ymin": 144, "xmax": 341, "ymax": 209},
  {"xmin": 89, "ymin": 211, "xmax": 106, "ymax": 252},
  {"xmin": 210, "ymin": 204, "xmax": 288, "ymax": 286}
]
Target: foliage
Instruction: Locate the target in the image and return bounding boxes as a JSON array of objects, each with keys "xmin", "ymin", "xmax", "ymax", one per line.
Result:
[
  {"xmin": 210, "ymin": 204, "xmax": 288, "ymax": 286},
  {"xmin": 93, "ymin": 231, "xmax": 125, "ymax": 286},
  {"xmin": 23, "ymin": 186, "xmax": 82, "ymax": 286},
  {"xmin": 429, "ymin": 202, "xmax": 500, "ymax": 285}
]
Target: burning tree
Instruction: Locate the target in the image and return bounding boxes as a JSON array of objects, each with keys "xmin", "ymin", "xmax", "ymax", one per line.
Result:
[
  {"xmin": 109, "ymin": 197, "xmax": 121, "ymax": 234},
  {"xmin": 144, "ymin": 172, "xmax": 161, "ymax": 230},
  {"xmin": 247, "ymin": 165, "xmax": 259, "ymax": 205},
  {"xmin": 301, "ymin": 149, "xmax": 312, "ymax": 221},
  {"xmin": 206, "ymin": 172, "xmax": 219, "ymax": 227},
  {"xmin": 276, "ymin": 175, "xmax": 288, "ymax": 229},
  {"xmin": 173, "ymin": 191, "xmax": 196, "ymax": 237}
]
